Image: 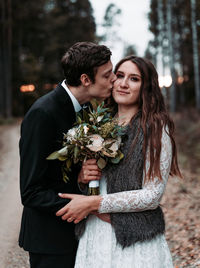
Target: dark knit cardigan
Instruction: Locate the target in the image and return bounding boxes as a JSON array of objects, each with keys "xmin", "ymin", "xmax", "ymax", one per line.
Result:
[
  {"xmin": 104, "ymin": 113, "xmax": 165, "ymax": 248},
  {"xmin": 76, "ymin": 113, "xmax": 165, "ymax": 248}
]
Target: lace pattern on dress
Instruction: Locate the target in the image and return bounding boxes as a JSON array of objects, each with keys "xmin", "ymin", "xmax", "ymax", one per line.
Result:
[{"xmin": 98, "ymin": 127, "xmax": 172, "ymax": 213}]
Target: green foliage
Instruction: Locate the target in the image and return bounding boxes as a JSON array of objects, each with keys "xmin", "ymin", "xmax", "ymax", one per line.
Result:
[
  {"xmin": 7, "ymin": 0, "xmax": 96, "ymax": 116},
  {"xmin": 97, "ymin": 157, "xmax": 107, "ymax": 169},
  {"xmin": 47, "ymin": 101, "xmax": 126, "ymax": 182}
]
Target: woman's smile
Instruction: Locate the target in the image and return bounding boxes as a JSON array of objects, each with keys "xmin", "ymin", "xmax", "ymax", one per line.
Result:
[
  {"xmin": 113, "ymin": 60, "xmax": 141, "ymax": 107},
  {"xmin": 116, "ymin": 90, "xmax": 130, "ymax": 95}
]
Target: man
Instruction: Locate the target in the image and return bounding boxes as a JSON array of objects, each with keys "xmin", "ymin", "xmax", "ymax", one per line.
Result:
[{"xmin": 19, "ymin": 42, "xmax": 116, "ymax": 268}]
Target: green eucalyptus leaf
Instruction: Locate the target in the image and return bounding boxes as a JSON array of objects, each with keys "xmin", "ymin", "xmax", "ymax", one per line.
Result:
[
  {"xmin": 58, "ymin": 155, "xmax": 68, "ymax": 161},
  {"xmin": 66, "ymin": 159, "xmax": 72, "ymax": 170},
  {"xmin": 110, "ymin": 157, "xmax": 121, "ymax": 164},
  {"xmin": 88, "ymin": 106, "xmax": 93, "ymax": 114},
  {"xmin": 118, "ymin": 151, "xmax": 124, "ymax": 160},
  {"xmin": 74, "ymin": 146, "xmax": 79, "ymax": 159},
  {"xmin": 97, "ymin": 105, "xmax": 101, "ymax": 113},
  {"xmin": 97, "ymin": 157, "xmax": 107, "ymax": 169},
  {"xmin": 100, "ymin": 108, "xmax": 109, "ymax": 113},
  {"xmin": 77, "ymin": 116, "xmax": 82, "ymax": 124},
  {"xmin": 46, "ymin": 151, "xmax": 59, "ymax": 160},
  {"xmin": 63, "ymin": 173, "xmax": 69, "ymax": 183},
  {"xmin": 92, "ymin": 125, "xmax": 97, "ymax": 131},
  {"xmin": 74, "ymin": 158, "xmax": 79, "ymax": 164},
  {"xmin": 83, "ymin": 109, "xmax": 90, "ymax": 122},
  {"xmin": 58, "ymin": 146, "xmax": 68, "ymax": 155},
  {"xmin": 62, "ymin": 165, "xmax": 69, "ymax": 183}
]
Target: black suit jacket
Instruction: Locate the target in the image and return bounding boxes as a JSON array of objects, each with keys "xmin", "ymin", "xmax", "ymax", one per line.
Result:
[{"xmin": 19, "ymin": 83, "xmax": 81, "ymax": 254}]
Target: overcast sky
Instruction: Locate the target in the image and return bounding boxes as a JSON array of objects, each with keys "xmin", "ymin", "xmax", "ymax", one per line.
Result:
[{"xmin": 89, "ymin": 0, "xmax": 153, "ymax": 65}]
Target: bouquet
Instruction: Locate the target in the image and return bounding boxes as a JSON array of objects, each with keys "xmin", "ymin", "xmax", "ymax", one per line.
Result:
[{"xmin": 47, "ymin": 101, "xmax": 125, "ymax": 195}]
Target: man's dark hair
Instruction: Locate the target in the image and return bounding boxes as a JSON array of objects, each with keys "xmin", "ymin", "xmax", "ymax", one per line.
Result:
[{"xmin": 61, "ymin": 42, "xmax": 112, "ymax": 86}]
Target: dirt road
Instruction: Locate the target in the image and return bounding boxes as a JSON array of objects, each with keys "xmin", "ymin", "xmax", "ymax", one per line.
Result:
[
  {"xmin": 0, "ymin": 121, "xmax": 28, "ymax": 267},
  {"xmin": 0, "ymin": 120, "xmax": 199, "ymax": 268}
]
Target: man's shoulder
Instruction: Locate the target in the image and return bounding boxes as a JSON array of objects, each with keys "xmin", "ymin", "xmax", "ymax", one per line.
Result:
[
  {"xmin": 27, "ymin": 83, "xmax": 66, "ymax": 114},
  {"xmin": 22, "ymin": 83, "xmax": 74, "ymax": 125}
]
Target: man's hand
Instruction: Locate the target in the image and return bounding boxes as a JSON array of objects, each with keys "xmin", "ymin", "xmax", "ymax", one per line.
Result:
[
  {"xmin": 56, "ymin": 193, "xmax": 102, "ymax": 224},
  {"xmin": 78, "ymin": 159, "xmax": 101, "ymax": 185},
  {"xmin": 92, "ymin": 212, "xmax": 111, "ymax": 224}
]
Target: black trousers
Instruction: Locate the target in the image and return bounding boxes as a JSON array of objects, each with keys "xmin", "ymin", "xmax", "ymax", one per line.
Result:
[{"xmin": 29, "ymin": 252, "xmax": 76, "ymax": 268}]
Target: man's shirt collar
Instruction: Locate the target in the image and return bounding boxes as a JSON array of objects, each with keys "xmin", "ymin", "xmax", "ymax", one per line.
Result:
[{"xmin": 61, "ymin": 80, "xmax": 82, "ymax": 113}]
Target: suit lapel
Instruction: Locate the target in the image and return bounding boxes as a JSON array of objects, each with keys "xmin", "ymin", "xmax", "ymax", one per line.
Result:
[{"xmin": 53, "ymin": 83, "xmax": 77, "ymax": 133}]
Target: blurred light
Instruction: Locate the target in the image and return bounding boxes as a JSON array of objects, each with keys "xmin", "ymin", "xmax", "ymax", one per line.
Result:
[
  {"xmin": 158, "ymin": 75, "xmax": 172, "ymax": 88},
  {"xmin": 43, "ymin": 83, "xmax": 52, "ymax": 90},
  {"xmin": 20, "ymin": 84, "xmax": 35, "ymax": 92},
  {"xmin": 177, "ymin": 76, "xmax": 184, "ymax": 84}
]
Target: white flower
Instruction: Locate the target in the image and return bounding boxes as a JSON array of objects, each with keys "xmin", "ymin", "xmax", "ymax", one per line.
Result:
[
  {"xmin": 83, "ymin": 125, "xmax": 89, "ymax": 135},
  {"xmin": 97, "ymin": 115, "xmax": 104, "ymax": 122},
  {"xmin": 86, "ymin": 134, "xmax": 104, "ymax": 152},
  {"xmin": 102, "ymin": 137, "xmax": 121, "ymax": 157},
  {"xmin": 67, "ymin": 127, "xmax": 76, "ymax": 137},
  {"xmin": 66, "ymin": 127, "xmax": 78, "ymax": 142}
]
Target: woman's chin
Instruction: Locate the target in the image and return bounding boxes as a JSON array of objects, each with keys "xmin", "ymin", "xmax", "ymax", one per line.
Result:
[{"xmin": 113, "ymin": 98, "xmax": 128, "ymax": 105}]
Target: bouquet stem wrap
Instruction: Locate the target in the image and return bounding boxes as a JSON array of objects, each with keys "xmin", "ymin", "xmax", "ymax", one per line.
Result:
[{"xmin": 88, "ymin": 180, "xmax": 100, "ymax": 195}]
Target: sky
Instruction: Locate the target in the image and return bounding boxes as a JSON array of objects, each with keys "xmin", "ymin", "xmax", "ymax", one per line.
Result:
[{"xmin": 89, "ymin": 0, "xmax": 153, "ymax": 65}]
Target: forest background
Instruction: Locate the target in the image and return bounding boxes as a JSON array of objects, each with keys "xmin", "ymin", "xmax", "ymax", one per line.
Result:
[{"xmin": 0, "ymin": 0, "xmax": 200, "ymax": 267}]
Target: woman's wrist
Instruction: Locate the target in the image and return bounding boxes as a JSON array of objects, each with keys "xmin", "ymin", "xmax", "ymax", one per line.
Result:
[{"xmin": 89, "ymin": 195, "xmax": 103, "ymax": 211}]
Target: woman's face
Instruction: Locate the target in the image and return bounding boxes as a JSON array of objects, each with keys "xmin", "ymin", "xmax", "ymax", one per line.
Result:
[{"xmin": 112, "ymin": 60, "xmax": 142, "ymax": 107}]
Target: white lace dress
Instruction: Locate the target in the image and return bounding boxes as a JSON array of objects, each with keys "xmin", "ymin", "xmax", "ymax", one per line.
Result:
[{"xmin": 74, "ymin": 129, "xmax": 173, "ymax": 268}]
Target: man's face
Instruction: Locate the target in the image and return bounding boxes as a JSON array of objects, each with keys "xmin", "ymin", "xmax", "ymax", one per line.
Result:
[{"xmin": 87, "ymin": 60, "xmax": 116, "ymax": 100}]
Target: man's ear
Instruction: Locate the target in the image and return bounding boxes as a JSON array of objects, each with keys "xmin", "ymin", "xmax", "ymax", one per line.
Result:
[{"xmin": 80, "ymin": 74, "xmax": 92, "ymax": 87}]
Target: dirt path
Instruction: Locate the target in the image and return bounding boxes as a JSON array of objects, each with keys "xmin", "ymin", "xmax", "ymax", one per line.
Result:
[
  {"xmin": 162, "ymin": 172, "xmax": 200, "ymax": 268},
  {"xmin": 0, "ymin": 121, "xmax": 28, "ymax": 267},
  {"xmin": 0, "ymin": 120, "xmax": 199, "ymax": 268}
]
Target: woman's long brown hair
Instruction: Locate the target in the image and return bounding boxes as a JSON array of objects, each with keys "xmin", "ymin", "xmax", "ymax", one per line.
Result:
[{"xmin": 113, "ymin": 55, "xmax": 182, "ymax": 181}]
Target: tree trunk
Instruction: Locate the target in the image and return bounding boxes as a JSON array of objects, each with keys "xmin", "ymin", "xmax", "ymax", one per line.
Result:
[
  {"xmin": 5, "ymin": 0, "xmax": 12, "ymax": 117},
  {"xmin": 0, "ymin": 0, "xmax": 12, "ymax": 118},
  {"xmin": 190, "ymin": 0, "xmax": 200, "ymax": 110},
  {"xmin": 157, "ymin": 0, "xmax": 167, "ymax": 98},
  {"xmin": 167, "ymin": 0, "xmax": 176, "ymax": 112},
  {"xmin": 0, "ymin": 0, "xmax": 6, "ymax": 117}
]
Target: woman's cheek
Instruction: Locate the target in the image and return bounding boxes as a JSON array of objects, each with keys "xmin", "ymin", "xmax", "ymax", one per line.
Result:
[{"xmin": 112, "ymin": 89, "xmax": 116, "ymax": 97}]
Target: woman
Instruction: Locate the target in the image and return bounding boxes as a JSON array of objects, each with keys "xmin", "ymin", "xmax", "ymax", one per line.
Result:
[{"xmin": 57, "ymin": 55, "xmax": 182, "ymax": 267}]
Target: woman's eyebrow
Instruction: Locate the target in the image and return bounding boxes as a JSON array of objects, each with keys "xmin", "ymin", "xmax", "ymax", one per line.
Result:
[
  {"xmin": 131, "ymin": 73, "xmax": 141, "ymax": 78},
  {"xmin": 117, "ymin": 70, "xmax": 141, "ymax": 78}
]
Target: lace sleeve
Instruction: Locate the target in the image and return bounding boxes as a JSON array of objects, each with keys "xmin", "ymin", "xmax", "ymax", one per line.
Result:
[{"xmin": 98, "ymin": 127, "xmax": 172, "ymax": 214}]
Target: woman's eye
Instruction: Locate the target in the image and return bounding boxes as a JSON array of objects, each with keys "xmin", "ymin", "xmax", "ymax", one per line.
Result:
[
  {"xmin": 130, "ymin": 77, "xmax": 139, "ymax": 81},
  {"xmin": 116, "ymin": 74, "xmax": 123, "ymax": 79}
]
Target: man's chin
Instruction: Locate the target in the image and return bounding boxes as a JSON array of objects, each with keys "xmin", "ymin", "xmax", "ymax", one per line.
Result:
[
  {"xmin": 94, "ymin": 92, "xmax": 112, "ymax": 102},
  {"xmin": 103, "ymin": 92, "xmax": 112, "ymax": 100},
  {"xmin": 95, "ymin": 97, "xmax": 105, "ymax": 102}
]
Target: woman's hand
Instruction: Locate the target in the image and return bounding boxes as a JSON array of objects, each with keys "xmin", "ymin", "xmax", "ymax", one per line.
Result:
[
  {"xmin": 78, "ymin": 159, "xmax": 102, "ymax": 185},
  {"xmin": 56, "ymin": 193, "xmax": 102, "ymax": 224}
]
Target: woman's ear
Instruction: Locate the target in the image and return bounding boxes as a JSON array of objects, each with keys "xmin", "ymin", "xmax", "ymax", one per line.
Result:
[{"xmin": 80, "ymin": 74, "xmax": 92, "ymax": 87}]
